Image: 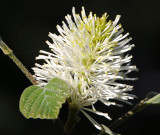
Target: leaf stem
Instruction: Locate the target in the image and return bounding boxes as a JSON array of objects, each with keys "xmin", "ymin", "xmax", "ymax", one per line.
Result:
[
  {"xmin": 109, "ymin": 98, "xmax": 148, "ymax": 130},
  {"xmin": 0, "ymin": 37, "xmax": 38, "ymax": 85}
]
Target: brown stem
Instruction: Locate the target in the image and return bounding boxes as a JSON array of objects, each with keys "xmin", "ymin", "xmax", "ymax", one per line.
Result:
[
  {"xmin": 0, "ymin": 37, "xmax": 38, "ymax": 85},
  {"xmin": 109, "ymin": 98, "xmax": 148, "ymax": 130}
]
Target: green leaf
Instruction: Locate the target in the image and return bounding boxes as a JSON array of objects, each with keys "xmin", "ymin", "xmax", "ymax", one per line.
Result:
[
  {"xmin": 146, "ymin": 92, "xmax": 158, "ymax": 99},
  {"xmin": 20, "ymin": 78, "xmax": 69, "ymax": 119},
  {"xmin": 144, "ymin": 93, "xmax": 160, "ymax": 105},
  {"xmin": 98, "ymin": 125, "xmax": 120, "ymax": 135}
]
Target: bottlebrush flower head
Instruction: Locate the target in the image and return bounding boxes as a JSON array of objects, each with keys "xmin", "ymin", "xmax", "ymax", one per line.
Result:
[{"xmin": 32, "ymin": 7, "xmax": 138, "ymax": 130}]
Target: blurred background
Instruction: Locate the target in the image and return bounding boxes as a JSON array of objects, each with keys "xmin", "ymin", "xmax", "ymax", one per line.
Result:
[{"xmin": 0, "ymin": 0, "xmax": 160, "ymax": 135}]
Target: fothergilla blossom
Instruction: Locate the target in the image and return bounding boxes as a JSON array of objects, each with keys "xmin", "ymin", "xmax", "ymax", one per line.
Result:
[{"xmin": 32, "ymin": 7, "xmax": 138, "ymax": 130}]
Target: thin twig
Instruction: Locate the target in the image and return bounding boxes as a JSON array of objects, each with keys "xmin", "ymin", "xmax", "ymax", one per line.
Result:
[
  {"xmin": 109, "ymin": 98, "xmax": 149, "ymax": 130},
  {"xmin": 0, "ymin": 37, "xmax": 38, "ymax": 85}
]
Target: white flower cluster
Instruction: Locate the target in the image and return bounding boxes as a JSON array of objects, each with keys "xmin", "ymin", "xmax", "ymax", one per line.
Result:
[{"xmin": 33, "ymin": 7, "xmax": 137, "ymax": 130}]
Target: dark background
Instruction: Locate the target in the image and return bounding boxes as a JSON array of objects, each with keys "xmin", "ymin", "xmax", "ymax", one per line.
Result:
[{"xmin": 0, "ymin": 0, "xmax": 160, "ymax": 135}]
